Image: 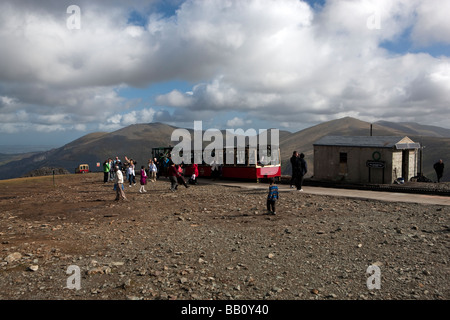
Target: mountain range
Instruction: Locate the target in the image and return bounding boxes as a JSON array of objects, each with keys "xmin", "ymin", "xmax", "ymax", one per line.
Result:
[{"xmin": 0, "ymin": 117, "xmax": 449, "ymax": 182}]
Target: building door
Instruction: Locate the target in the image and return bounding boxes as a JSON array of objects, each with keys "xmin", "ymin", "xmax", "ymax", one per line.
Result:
[
  {"xmin": 402, "ymin": 150, "xmax": 409, "ymax": 180},
  {"xmin": 339, "ymin": 152, "xmax": 348, "ymax": 175}
]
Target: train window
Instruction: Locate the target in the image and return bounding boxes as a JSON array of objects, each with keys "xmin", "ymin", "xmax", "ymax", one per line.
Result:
[
  {"xmin": 237, "ymin": 148, "xmax": 246, "ymax": 165},
  {"xmin": 271, "ymin": 148, "xmax": 280, "ymax": 165},
  {"xmin": 248, "ymin": 148, "xmax": 257, "ymax": 165},
  {"xmin": 225, "ymin": 148, "xmax": 235, "ymax": 165}
]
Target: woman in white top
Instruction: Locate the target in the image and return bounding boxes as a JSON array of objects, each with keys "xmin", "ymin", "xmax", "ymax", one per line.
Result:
[
  {"xmin": 148, "ymin": 160, "xmax": 158, "ymax": 182},
  {"xmin": 127, "ymin": 160, "xmax": 136, "ymax": 186}
]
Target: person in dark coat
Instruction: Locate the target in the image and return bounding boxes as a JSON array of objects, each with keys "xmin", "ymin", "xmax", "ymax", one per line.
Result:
[
  {"xmin": 290, "ymin": 151, "xmax": 298, "ymax": 188},
  {"xmin": 433, "ymin": 159, "xmax": 444, "ymax": 182},
  {"xmin": 294, "ymin": 153, "xmax": 307, "ymax": 191}
]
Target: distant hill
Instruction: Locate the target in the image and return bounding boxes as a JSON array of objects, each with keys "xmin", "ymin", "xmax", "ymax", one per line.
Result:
[
  {"xmin": 0, "ymin": 123, "xmax": 178, "ymax": 180},
  {"xmin": 0, "ymin": 117, "xmax": 448, "ymax": 182},
  {"xmin": 0, "ymin": 152, "xmax": 41, "ymax": 166},
  {"xmin": 375, "ymin": 121, "xmax": 450, "ymax": 138}
]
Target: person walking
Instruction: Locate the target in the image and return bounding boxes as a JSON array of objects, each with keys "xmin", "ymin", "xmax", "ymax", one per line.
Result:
[
  {"xmin": 139, "ymin": 166, "xmax": 147, "ymax": 193},
  {"xmin": 294, "ymin": 153, "xmax": 307, "ymax": 191},
  {"xmin": 189, "ymin": 163, "xmax": 199, "ymax": 185},
  {"xmin": 114, "ymin": 166, "xmax": 127, "ymax": 201},
  {"xmin": 176, "ymin": 164, "xmax": 190, "ymax": 189},
  {"xmin": 153, "ymin": 157, "xmax": 159, "ymax": 179},
  {"xmin": 148, "ymin": 159, "xmax": 157, "ymax": 182},
  {"xmin": 290, "ymin": 151, "xmax": 298, "ymax": 188},
  {"xmin": 266, "ymin": 178, "xmax": 279, "ymax": 215},
  {"xmin": 168, "ymin": 162, "xmax": 179, "ymax": 191},
  {"xmin": 211, "ymin": 159, "xmax": 219, "ymax": 181},
  {"xmin": 433, "ymin": 159, "xmax": 444, "ymax": 182}
]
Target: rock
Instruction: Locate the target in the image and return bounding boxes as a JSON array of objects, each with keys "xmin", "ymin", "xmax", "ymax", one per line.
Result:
[
  {"xmin": 28, "ymin": 265, "xmax": 39, "ymax": 272},
  {"xmin": 267, "ymin": 253, "xmax": 275, "ymax": 259},
  {"xmin": 372, "ymin": 261, "xmax": 383, "ymax": 267},
  {"xmin": 5, "ymin": 252, "xmax": 22, "ymax": 263},
  {"xmin": 122, "ymin": 279, "xmax": 132, "ymax": 289},
  {"xmin": 180, "ymin": 277, "xmax": 188, "ymax": 284},
  {"xmin": 111, "ymin": 262, "xmax": 124, "ymax": 267},
  {"xmin": 311, "ymin": 289, "xmax": 319, "ymax": 295},
  {"xmin": 87, "ymin": 266, "xmax": 111, "ymax": 275}
]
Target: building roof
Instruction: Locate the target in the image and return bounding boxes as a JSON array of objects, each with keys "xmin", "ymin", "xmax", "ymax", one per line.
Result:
[{"xmin": 313, "ymin": 136, "xmax": 420, "ymax": 149}]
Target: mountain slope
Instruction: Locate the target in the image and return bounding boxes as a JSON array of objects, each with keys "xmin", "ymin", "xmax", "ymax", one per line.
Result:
[
  {"xmin": 0, "ymin": 118, "xmax": 448, "ymax": 182},
  {"xmin": 0, "ymin": 123, "xmax": 179, "ymax": 180},
  {"xmin": 375, "ymin": 121, "xmax": 450, "ymax": 138}
]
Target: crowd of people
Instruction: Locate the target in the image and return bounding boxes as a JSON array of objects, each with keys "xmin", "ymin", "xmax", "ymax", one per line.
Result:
[
  {"xmin": 101, "ymin": 149, "xmax": 311, "ymax": 217},
  {"xmin": 100, "ymin": 149, "xmax": 313, "ymax": 219},
  {"xmin": 102, "ymin": 155, "xmax": 201, "ymax": 201}
]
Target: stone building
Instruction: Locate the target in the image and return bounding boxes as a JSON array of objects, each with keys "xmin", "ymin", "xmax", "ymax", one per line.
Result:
[{"xmin": 313, "ymin": 136, "xmax": 420, "ymax": 184}]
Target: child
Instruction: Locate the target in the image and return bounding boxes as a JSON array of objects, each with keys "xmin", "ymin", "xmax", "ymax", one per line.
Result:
[
  {"xmin": 168, "ymin": 162, "xmax": 179, "ymax": 191},
  {"xmin": 139, "ymin": 166, "xmax": 147, "ymax": 193},
  {"xmin": 267, "ymin": 178, "xmax": 279, "ymax": 215},
  {"xmin": 175, "ymin": 164, "xmax": 190, "ymax": 189},
  {"xmin": 189, "ymin": 163, "xmax": 199, "ymax": 185}
]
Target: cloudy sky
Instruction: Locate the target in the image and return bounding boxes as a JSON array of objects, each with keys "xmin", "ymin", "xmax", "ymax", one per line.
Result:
[{"xmin": 0, "ymin": 0, "xmax": 449, "ymax": 147}]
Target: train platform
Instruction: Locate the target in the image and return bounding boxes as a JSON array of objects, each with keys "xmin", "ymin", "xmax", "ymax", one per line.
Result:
[{"xmin": 198, "ymin": 179, "xmax": 450, "ymax": 206}]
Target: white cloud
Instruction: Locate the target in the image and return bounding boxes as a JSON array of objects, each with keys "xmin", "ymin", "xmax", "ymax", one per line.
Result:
[
  {"xmin": 1, "ymin": 0, "xmax": 450, "ymax": 138},
  {"xmin": 411, "ymin": 0, "xmax": 450, "ymax": 46},
  {"xmin": 104, "ymin": 108, "xmax": 157, "ymax": 128},
  {"xmin": 226, "ymin": 117, "xmax": 245, "ymax": 127}
]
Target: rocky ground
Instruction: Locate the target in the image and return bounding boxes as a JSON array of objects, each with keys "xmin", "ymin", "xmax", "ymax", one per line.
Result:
[{"xmin": 0, "ymin": 173, "xmax": 449, "ymax": 302}]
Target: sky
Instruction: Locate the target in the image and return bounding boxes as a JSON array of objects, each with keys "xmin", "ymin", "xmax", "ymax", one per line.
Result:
[{"xmin": 0, "ymin": 0, "xmax": 449, "ymax": 148}]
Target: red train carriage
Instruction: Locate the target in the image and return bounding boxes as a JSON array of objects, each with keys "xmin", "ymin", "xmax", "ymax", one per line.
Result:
[{"xmin": 166, "ymin": 145, "xmax": 281, "ymax": 182}]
